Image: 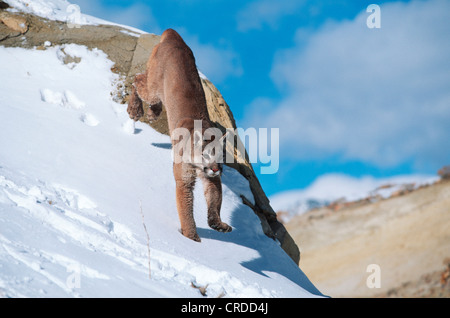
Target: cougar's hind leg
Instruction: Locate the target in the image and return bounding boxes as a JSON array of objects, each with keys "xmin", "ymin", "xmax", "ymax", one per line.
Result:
[
  {"xmin": 127, "ymin": 73, "xmax": 150, "ymax": 121},
  {"xmin": 202, "ymin": 176, "xmax": 232, "ymax": 233},
  {"xmin": 134, "ymin": 72, "xmax": 162, "ymax": 122},
  {"xmin": 127, "ymin": 84, "xmax": 144, "ymax": 121}
]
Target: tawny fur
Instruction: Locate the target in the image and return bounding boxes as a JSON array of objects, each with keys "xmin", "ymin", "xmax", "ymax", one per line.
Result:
[{"xmin": 127, "ymin": 28, "xmax": 231, "ymax": 242}]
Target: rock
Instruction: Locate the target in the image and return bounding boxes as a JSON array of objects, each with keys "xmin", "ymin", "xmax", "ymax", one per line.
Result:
[
  {"xmin": 440, "ymin": 258, "xmax": 450, "ymax": 286},
  {"xmin": 128, "ymin": 33, "xmax": 160, "ymax": 78},
  {"xmin": 438, "ymin": 165, "xmax": 450, "ymax": 180},
  {"xmin": 0, "ymin": 12, "xmax": 138, "ymax": 75},
  {"xmin": 0, "ymin": 11, "xmax": 28, "ymax": 34},
  {"xmin": 327, "ymin": 197, "xmax": 347, "ymax": 211},
  {"xmin": 201, "ymin": 76, "xmax": 299, "ymax": 264},
  {"xmin": 0, "ymin": 1, "xmax": 10, "ymax": 10},
  {"xmin": 276, "ymin": 210, "xmax": 290, "ymax": 224}
]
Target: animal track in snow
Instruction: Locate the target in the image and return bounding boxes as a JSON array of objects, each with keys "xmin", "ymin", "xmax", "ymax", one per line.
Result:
[
  {"xmin": 79, "ymin": 113, "xmax": 99, "ymax": 127},
  {"xmin": 40, "ymin": 88, "xmax": 86, "ymax": 110},
  {"xmin": 40, "ymin": 89, "xmax": 100, "ymax": 127},
  {"xmin": 0, "ymin": 167, "xmax": 272, "ymax": 298},
  {"xmin": 0, "ymin": 171, "xmax": 138, "ymax": 264}
]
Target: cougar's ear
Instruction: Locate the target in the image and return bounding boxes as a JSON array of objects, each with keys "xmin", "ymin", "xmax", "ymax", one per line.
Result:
[{"xmin": 193, "ymin": 129, "xmax": 203, "ymax": 147}]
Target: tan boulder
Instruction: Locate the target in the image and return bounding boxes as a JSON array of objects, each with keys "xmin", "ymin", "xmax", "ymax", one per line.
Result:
[
  {"xmin": 0, "ymin": 11, "xmax": 28, "ymax": 34},
  {"xmin": 438, "ymin": 165, "xmax": 450, "ymax": 179}
]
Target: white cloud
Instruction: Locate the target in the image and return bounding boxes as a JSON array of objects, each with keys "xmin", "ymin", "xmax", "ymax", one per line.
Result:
[{"xmin": 244, "ymin": 0, "xmax": 450, "ymax": 168}]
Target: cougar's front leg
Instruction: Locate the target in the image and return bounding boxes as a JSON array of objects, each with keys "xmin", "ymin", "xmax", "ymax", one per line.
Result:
[
  {"xmin": 202, "ymin": 176, "xmax": 232, "ymax": 233},
  {"xmin": 174, "ymin": 163, "xmax": 200, "ymax": 242}
]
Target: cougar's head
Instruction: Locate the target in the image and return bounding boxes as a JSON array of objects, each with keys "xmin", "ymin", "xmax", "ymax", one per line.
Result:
[{"xmin": 193, "ymin": 128, "xmax": 227, "ymax": 178}]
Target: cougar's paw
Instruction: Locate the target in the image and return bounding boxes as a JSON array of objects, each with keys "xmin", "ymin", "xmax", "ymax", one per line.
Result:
[
  {"xmin": 127, "ymin": 103, "xmax": 144, "ymax": 121},
  {"xmin": 180, "ymin": 228, "xmax": 201, "ymax": 242},
  {"xmin": 210, "ymin": 222, "xmax": 232, "ymax": 233},
  {"xmin": 127, "ymin": 89, "xmax": 144, "ymax": 121},
  {"xmin": 146, "ymin": 110, "xmax": 158, "ymax": 122}
]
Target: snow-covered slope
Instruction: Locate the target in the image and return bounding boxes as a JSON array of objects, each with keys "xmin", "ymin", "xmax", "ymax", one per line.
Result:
[{"xmin": 0, "ymin": 16, "xmax": 321, "ymax": 297}]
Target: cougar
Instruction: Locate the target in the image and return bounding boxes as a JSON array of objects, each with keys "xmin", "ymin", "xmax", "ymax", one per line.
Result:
[{"xmin": 127, "ymin": 28, "xmax": 232, "ymax": 242}]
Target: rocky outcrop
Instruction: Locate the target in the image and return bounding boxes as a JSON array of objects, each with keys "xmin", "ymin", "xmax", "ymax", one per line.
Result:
[
  {"xmin": 438, "ymin": 165, "xmax": 450, "ymax": 180},
  {"xmin": 0, "ymin": 11, "xmax": 27, "ymax": 34},
  {"xmin": 0, "ymin": 7, "xmax": 300, "ymax": 264},
  {"xmin": 0, "ymin": 9, "xmax": 137, "ymax": 74}
]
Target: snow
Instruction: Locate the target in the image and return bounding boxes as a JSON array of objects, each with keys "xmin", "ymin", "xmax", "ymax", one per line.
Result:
[
  {"xmin": 5, "ymin": 0, "xmax": 90, "ymax": 24},
  {"xmin": 198, "ymin": 70, "xmax": 209, "ymax": 81},
  {"xmin": 270, "ymin": 173, "xmax": 439, "ymax": 221},
  {"xmin": 0, "ymin": 32, "xmax": 321, "ymax": 297}
]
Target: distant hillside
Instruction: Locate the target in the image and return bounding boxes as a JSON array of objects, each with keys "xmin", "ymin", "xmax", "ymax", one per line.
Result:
[
  {"xmin": 271, "ymin": 173, "xmax": 438, "ymax": 223},
  {"xmin": 286, "ymin": 177, "xmax": 450, "ymax": 297}
]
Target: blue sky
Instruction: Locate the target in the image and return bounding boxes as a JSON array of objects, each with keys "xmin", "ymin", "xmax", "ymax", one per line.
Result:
[{"xmin": 72, "ymin": 0, "xmax": 450, "ymax": 196}]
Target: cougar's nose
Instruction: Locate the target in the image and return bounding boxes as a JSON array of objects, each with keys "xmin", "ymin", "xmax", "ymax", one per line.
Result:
[{"xmin": 212, "ymin": 168, "xmax": 219, "ymax": 173}]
